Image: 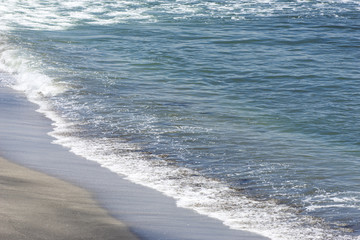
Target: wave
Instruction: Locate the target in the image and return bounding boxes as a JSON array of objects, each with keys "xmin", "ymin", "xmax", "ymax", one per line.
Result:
[
  {"xmin": 0, "ymin": 35, "xmax": 66, "ymax": 129},
  {"xmin": 0, "ymin": 0, "xmax": 359, "ymax": 31}
]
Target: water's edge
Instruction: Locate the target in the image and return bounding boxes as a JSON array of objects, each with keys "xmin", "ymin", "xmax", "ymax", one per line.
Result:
[{"xmin": 0, "ymin": 84, "xmax": 269, "ymax": 240}]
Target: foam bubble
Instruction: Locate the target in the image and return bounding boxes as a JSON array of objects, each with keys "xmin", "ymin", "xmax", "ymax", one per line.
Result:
[{"xmin": 0, "ymin": 39, "xmax": 66, "ymax": 109}]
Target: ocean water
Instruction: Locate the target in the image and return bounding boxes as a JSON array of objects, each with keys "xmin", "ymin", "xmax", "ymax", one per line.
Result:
[{"xmin": 0, "ymin": 1, "xmax": 359, "ymax": 239}]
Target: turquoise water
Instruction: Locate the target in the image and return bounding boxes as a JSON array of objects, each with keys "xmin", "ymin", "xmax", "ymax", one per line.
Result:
[{"xmin": 0, "ymin": 1, "xmax": 360, "ymax": 239}]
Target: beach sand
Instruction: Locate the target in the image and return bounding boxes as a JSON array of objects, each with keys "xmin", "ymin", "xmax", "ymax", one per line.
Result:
[{"xmin": 0, "ymin": 156, "xmax": 138, "ymax": 240}]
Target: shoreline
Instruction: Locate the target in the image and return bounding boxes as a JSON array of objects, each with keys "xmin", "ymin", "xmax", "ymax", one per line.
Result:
[
  {"xmin": 0, "ymin": 156, "xmax": 139, "ymax": 240},
  {"xmin": 0, "ymin": 84, "xmax": 269, "ymax": 240}
]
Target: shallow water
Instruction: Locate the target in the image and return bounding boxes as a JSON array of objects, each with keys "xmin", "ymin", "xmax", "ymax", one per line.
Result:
[{"xmin": 1, "ymin": 1, "xmax": 360, "ymax": 239}]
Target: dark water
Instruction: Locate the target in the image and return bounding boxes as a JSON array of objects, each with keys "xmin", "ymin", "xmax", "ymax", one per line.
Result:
[{"xmin": 0, "ymin": 1, "xmax": 359, "ymax": 239}]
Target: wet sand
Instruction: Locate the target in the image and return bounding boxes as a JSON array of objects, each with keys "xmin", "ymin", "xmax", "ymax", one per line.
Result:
[{"xmin": 0, "ymin": 156, "xmax": 138, "ymax": 240}]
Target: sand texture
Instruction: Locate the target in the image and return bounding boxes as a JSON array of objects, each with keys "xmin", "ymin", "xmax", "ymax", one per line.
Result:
[{"xmin": 0, "ymin": 156, "xmax": 138, "ymax": 240}]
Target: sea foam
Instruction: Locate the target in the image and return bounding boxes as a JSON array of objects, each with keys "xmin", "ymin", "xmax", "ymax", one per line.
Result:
[{"xmin": 1, "ymin": 0, "xmax": 358, "ymax": 32}]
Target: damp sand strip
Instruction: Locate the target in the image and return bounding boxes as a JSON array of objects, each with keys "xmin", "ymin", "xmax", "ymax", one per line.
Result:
[{"xmin": 0, "ymin": 156, "xmax": 139, "ymax": 240}]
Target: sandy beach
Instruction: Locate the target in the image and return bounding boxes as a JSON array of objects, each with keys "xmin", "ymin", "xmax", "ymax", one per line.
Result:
[{"xmin": 0, "ymin": 156, "xmax": 138, "ymax": 240}]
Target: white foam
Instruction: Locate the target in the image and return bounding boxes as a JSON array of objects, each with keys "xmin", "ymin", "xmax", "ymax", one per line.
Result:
[
  {"xmin": 19, "ymin": 87, "xmax": 355, "ymax": 239},
  {"xmin": 304, "ymin": 192, "xmax": 360, "ymax": 212},
  {"xmin": 1, "ymin": 0, "xmax": 358, "ymax": 32},
  {"xmin": 0, "ymin": 39, "xmax": 66, "ymax": 112},
  {"xmin": 46, "ymin": 120, "xmax": 360, "ymax": 240},
  {"xmin": 0, "ymin": 0, "xmax": 156, "ymax": 31}
]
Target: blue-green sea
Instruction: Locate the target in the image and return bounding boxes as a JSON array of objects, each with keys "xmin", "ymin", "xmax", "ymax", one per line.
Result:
[{"xmin": 0, "ymin": 1, "xmax": 359, "ymax": 239}]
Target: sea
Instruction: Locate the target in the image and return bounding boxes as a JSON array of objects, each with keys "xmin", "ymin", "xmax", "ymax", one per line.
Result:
[{"xmin": 0, "ymin": 1, "xmax": 359, "ymax": 239}]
